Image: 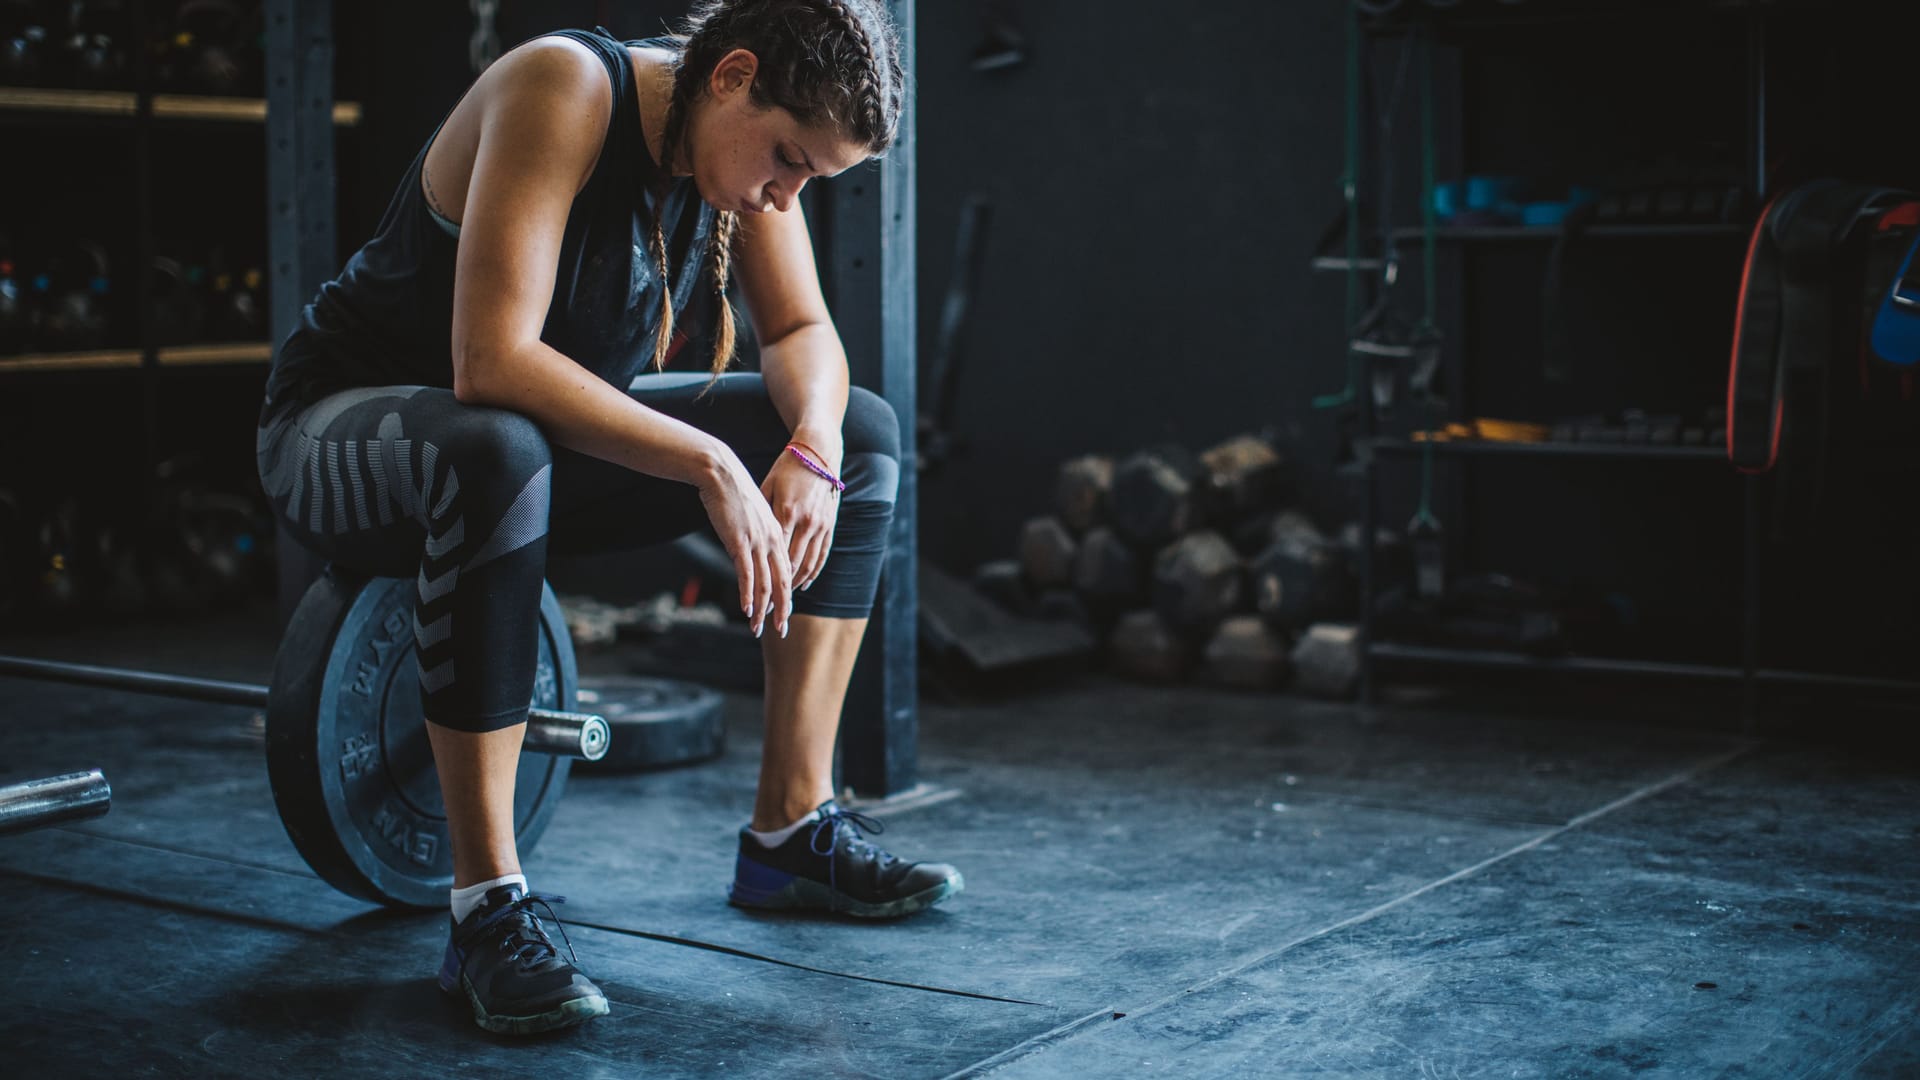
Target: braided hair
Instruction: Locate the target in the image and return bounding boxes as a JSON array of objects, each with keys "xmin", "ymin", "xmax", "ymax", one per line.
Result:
[{"xmin": 647, "ymin": 0, "xmax": 907, "ymax": 389}]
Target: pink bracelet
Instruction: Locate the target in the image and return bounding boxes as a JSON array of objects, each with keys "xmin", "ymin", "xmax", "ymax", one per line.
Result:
[{"xmin": 786, "ymin": 444, "xmax": 846, "ymax": 492}]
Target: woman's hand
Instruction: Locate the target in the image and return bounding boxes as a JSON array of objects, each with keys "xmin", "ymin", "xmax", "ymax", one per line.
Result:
[
  {"xmin": 697, "ymin": 450, "xmax": 794, "ymax": 638},
  {"xmin": 762, "ymin": 440, "xmax": 842, "ymax": 595}
]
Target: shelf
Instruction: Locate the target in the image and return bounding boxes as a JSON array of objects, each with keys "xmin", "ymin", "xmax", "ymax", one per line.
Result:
[
  {"xmin": 0, "ymin": 88, "xmax": 362, "ymax": 126},
  {"xmin": 1371, "ymin": 641, "xmax": 1740, "ymax": 681},
  {"xmin": 1361, "ymin": 0, "xmax": 1781, "ymax": 37},
  {"xmin": 1369, "ymin": 642, "xmax": 1920, "ymax": 695},
  {"xmin": 1391, "ymin": 224, "xmax": 1748, "ymax": 242},
  {"xmin": 1310, "ymin": 256, "xmax": 1387, "ymax": 273},
  {"xmin": 0, "ymin": 342, "xmax": 272, "ymax": 374},
  {"xmin": 1313, "ymin": 225, "xmax": 1751, "ymax": 272},
  {"xmin": 1369, "ymin": 437, "xmax": 1726, "ymax": 462}
]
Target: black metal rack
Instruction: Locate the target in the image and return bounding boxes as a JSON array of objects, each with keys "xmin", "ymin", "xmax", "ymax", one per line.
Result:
[
  {"xmin": 1339, "ymin": 2, "xmax": 1920, "ymax": 729},
  {"xmin": 0, "ymin": 1, "xmax": 358, "ymax": 483}
]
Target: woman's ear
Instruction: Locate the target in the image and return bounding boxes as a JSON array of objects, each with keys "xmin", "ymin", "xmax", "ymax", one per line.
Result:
[{"xmin": 708, "ymin": 48, "xmax": 760, "ymax": 100}]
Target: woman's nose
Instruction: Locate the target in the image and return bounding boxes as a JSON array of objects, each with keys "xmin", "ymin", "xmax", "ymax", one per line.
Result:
[{"xmin": 770, "ymin": 178, "xmax": 805, "ymax": 213}]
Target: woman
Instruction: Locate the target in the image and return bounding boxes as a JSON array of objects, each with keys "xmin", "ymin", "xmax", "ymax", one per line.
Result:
[{"xmin": 254, "ymin": 0, "xmax": 959, "ymax": 1035}]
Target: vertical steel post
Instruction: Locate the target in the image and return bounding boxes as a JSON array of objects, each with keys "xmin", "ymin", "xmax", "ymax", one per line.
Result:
[
  {"xmin": 132, "ymin": 0, "xmax": 157, "ymax": 477},
  {"xmin": 1350, "ymin": 5, "xmax": 1377, "ymax": 706},
  {"xmin": 1741, "ymin": 10, "xmax": 1767, "ymax": 736},
  {"xmin": 265, "ymin": 0, "xmax": 336, "ymax": 626},
  {"xmin": 825, "ymin": 1, "xmax": 918, "ymax": 796},
  {"xmin": 264, "ymin": 0, "xmax": 336, "ymax": 361}
]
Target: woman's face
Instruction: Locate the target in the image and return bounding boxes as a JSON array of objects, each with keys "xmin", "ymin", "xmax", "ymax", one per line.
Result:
[{"xmin": 687, "ymin": 49, "xmax": 870, "ymax": 215}]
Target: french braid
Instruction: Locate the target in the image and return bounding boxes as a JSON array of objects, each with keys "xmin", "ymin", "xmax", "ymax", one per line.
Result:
[{"xmin": 645, "ymin": 0, "xmax": 906, "ymax": 392}]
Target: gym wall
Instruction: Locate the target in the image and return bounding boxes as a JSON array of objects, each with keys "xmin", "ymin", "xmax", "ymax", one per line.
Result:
[{"xmin": 343, "ymin": 2, "xmax": 1364, "ymax": 578}]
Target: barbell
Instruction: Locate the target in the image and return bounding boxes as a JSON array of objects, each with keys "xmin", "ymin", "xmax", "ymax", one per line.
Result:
[
  {"xmin": 0, "ymin": 569, "xmax": 610, "ymax": 908},
  {"xmin": 0, "ymin": 768, "xmax": 112, "ymax": 837}
]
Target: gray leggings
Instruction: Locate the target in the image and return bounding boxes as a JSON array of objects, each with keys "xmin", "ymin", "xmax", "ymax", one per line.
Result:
[{"xmin": 255, "ymin": 372, "xmax": 900, "ymax": 732}]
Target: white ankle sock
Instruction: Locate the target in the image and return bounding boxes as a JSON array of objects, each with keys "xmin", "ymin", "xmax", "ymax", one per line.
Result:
[
  {"xmin": 451, "ymin": 873, "xmax": 527, "ymax": 922},
  {"xmin": 748, "ymin": 804, "xmax": 830, "ymax": 849}
]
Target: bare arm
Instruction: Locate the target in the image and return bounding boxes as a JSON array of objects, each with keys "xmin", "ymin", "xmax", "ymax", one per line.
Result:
[
  {"xmin": 734, "ymin": 199, "xmax": 849, "ymax": 472},
  {"xmin": 447, "ymin": 39, "xmax": 723, "ymax": 488},
  {"xmin": 445, "ymin": 39, "xmax": 794, "ymax": 634}
]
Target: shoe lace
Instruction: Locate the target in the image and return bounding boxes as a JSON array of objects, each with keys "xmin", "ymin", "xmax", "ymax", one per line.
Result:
[
  {"xmin": 806, "ymin": 807, "xmax": 898, "ymax": 911},
  {"xmin": 458, "ymin": 891, "xmax": 581, "ymax": 971}
]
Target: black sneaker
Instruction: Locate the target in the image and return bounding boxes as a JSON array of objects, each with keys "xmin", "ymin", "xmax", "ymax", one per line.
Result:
[
  {"xmin": 437, "ymin": 884, "xmax": 610, "ymax": 1035},
  {"xmin": 727, "ymin": 802, "xmax": 964, "ymax": 918}
]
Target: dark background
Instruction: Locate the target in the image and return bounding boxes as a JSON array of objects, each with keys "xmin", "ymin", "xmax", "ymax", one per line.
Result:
[{"xmin": 3, "ymin": 0, "xmax": 1918, "ymax": 680}]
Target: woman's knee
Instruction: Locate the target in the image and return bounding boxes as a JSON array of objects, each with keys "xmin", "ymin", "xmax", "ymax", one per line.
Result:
[
  {"xmin": 835, "ymin": 388, "xmax": 900, "ymax": 510},
  {"xmin": 434, "ymin": 407, "xmax": 553, "ymax": 493},
  {"xmin": 842, "ymin": 386, "xmax": 901, "ymax": 462}
]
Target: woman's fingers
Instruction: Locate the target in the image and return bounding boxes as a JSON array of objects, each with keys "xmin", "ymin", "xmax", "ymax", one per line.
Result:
[
  {"xmin": 790, "ymin": 528, "xmax": 817, "ymax": 592},
  {"xmin": 758, "ymin": 548, "xmax": 776, "ymax": 638},
  {"xmin": 763, "ymin": 509, "xmax": 794, "ymax": 638},
  {"xmin": 736, "ymin": 534, "xmax": 759, "ymax": 633},
  {"xmin": 811, "ymin": 526, "xmax": 836, "ymax": 590}
]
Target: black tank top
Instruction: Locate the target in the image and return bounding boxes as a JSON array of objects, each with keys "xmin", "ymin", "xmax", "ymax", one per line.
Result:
[{"xmin": 260, "ymin": 28, "xmax": 716, "ymax": 423}]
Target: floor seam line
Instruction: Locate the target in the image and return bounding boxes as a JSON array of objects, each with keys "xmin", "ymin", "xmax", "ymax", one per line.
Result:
[
  {"xmin": 5, "ymin": 832, "xmax": 1054, "ymax": 1009},
  {"xmin": 942, "ymin": 741, "xmax": 1754, "ymax": 1078},
  {"xmin": 934, "ymin": 1009, "xmax": 1118, "ymax": 1080},
  {"xmin": 567, "ymin": 918, "xmax": 1052, "ymax": 1006}
]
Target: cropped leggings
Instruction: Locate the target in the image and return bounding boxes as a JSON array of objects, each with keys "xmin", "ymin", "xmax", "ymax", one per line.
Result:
[{"xmin": 255, "ymin": 371, "xmax": 901, "ymax": 733}]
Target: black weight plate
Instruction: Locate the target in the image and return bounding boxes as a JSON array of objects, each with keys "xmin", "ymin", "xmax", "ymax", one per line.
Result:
[
  {"xmin": 573, "ymin": 676, "xmax": 725, "ymax": 773},
  {"xmin": 266, "ymin": 570, "xmax": 577, "ymax": 909}
]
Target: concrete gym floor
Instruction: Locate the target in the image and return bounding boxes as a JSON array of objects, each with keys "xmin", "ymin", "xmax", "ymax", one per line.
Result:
[{"xmin": 1, "ymin": 607, "xmax": 1916, "ymax": 1078}]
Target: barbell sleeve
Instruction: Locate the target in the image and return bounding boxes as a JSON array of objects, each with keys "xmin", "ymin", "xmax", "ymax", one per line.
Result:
[
  {"xmin": 0, "ymin": 769, "xmax": 112, "ymax": 837},
  {"xmin": 524, "ymin": 710, "xmax": 611, "ymax": 762}
]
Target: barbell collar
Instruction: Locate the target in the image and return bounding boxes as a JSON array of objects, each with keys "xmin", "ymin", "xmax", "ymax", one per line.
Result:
[{"xmin": 0, "ymin": 768, "xmax": 112, "ymax": 836}]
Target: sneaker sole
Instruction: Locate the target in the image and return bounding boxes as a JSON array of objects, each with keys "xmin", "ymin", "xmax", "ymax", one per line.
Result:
[
  {"xmin": 451, "ymin": 976, "xmax": 610, "ymax": 1035},
  {"xmin": 728, "ymin": 869, "xmax": 964, "ymax": 918}
]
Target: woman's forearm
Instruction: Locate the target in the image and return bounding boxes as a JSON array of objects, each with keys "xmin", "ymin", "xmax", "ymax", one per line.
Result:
[
  {"xmin": 455, "ymin": 339, "xmax": 725, "ymax": 487},
  {"xmin": 759, "ymin": 321, "xmax": 850, "ymax": 470}
]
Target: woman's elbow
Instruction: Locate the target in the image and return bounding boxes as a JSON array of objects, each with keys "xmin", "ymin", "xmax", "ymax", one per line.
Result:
[{"xmin": 451, "ymin": 340, "xmax": 505, "ymax": 405}]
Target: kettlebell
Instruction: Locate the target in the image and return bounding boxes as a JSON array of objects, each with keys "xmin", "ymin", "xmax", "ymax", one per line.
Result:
[
  {"xmin": 34, "ymin": 499, "xmax": 84, "ymax": 623},
  {"xmin": 0, "ymin": 255, "xmax": 35, "ymax": 353},
  {"xmin": 148, "ymin": 255, "xmax": 204, "ymax": 345},
  {"xmin": 91, "ymin": 519, "xmax": 149, "ymax": 618},
  {"xmin": 172, "ymin": 0, "xmax": 246, "ymax": 95},
  {"xmin": 173, "ymin": 489, "xmax": 266, "ymax": 605},
  {"xmin": 0, "ymin": 488, "xmax": 22, "ymax": 627},
  {"xmin": 0, "ymin": 0, "xmax": 49, "ymax": 86},
  {"xmin": 207, "ymin": 258, "xmax": 264, "ymax": 341},
  {"xmin": 57, "ymin": 0, "xmax": 127, "ymax": 89},
  {"xmin": 37, "ymin": 240, "xmax": 111, "ymax": 351}
]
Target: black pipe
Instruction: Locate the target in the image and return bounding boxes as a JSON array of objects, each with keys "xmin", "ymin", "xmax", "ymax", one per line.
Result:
[
  {"xmin": 0, "ymin": 655, "xmax": 608, "ymax": 761},
  {"xmin": 0, "ymin": 656, "xmax": 270, "ymax": 708}
]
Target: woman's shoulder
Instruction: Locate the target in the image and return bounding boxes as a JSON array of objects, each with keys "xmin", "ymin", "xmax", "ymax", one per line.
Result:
[
  {"xmin": 486, "ymin": 34, "xmax": 615, "ymax": 108},
  {"xmin": 444, "ymin": 36, "xmax": 615, "ymax": 192}
]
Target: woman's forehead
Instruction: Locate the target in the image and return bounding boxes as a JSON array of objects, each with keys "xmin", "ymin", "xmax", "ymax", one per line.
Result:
[{"xmin": 777, "ymin": 118, "xmax": 869, "ymax": 175}]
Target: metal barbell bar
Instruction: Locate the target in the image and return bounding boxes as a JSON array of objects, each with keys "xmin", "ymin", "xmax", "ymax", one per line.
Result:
[
  {"xmin": 0, "ymin": 655, "xmax": 609, "ymax": 761},
  {"xmin": 0, "ymin": 768, "xmax": 112, "ymax": 836}
]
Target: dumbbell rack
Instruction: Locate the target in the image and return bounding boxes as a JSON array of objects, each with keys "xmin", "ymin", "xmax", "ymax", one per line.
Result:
[
  {"xmin": 0, "ymin": 0, "xmax": 358, "ymax": 479},
  {"xmin": 1336, "ymin": 0, "xmax": 1920, "ymax": 731}
]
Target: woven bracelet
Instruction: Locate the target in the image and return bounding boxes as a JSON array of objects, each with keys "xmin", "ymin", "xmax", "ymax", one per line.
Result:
[{"xmin": 786, "ymin": 444, "xmax": 847, "ymax": 492}]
